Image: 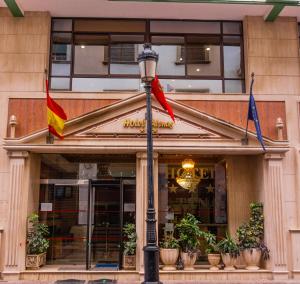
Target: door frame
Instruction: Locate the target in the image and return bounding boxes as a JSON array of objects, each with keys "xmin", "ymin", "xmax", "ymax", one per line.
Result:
[{"xmin": 85, "ymin": 179, "xmax": 124, "ymax": 270}]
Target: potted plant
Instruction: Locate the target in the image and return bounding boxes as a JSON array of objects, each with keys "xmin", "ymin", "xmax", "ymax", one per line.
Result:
[
  {"xmin": 203, "ymin": 231, "xmax": 221, "ymax": 271},
  {"xmin": 175, "ymin": 213, "xmax": 204, "ymax": 270},
  {"xmin": 122, "ymin": 223, "xmax": 137, "ymax": 270},
  {"xmin": 217, "ymin": 233, "xmax": 240, "ymax": 271},
  {"xmin": 237, "ymin": 202, "xmax": 270, "ymax": 270},
  {"xmin": 26, "ymin": 213, "xmax": 49, "ymax": 269},
  {"xmin": 160, "ymin": 233, "xmax": 180, "ymax": 271}
]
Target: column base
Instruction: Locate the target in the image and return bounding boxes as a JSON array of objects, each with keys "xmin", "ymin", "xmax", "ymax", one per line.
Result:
[
  {"xmin": 1, "ymin": 271, "xmax": 21, "ymax": 280},
  {"xmin": 272, "ymin": 270, "xmax": 289, "ymax": 280},
  {"xmin": 292, "ymin": 270, "xmax": 300, "ymax": 279}
]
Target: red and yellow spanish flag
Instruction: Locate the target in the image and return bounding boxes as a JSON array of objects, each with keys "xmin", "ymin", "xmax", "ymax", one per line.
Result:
[{"xmin": 46, "ymin": 80, "xmax": 67, "ymax": 139}]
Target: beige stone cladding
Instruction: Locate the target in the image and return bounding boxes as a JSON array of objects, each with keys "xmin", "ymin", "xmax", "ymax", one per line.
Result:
[{"xmin": 0, "ymin": 7, "xmax": 300, "ymax": 281}]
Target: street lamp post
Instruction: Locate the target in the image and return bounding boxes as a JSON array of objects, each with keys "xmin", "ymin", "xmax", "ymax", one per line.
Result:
[{"xmin": 138, "ymin": 43, "xmax": 162, "ymax": 284}]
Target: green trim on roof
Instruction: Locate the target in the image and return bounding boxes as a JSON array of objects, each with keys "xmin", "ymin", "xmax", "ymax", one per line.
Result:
[
  {"xmin": 4, "ymin": 0, "xmax": 24, "ymax": 17},
  {"xmin": 265, "ymin": 4, "xmax": 285, "ymax": 21},
  {"xmin": 109, "ymin": 0, "xmax": 299, "ymax": 6}
]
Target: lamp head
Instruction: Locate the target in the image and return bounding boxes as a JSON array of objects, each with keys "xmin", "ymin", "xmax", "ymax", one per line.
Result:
[{"xmin": 138, "ymin": 43, "xmax": 158, "ymax": 83}]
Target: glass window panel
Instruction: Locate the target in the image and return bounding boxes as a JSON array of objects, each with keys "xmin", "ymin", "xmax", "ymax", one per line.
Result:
[
  {"xmin": 110, "ymin": 44, "xmax": 142, "ymax": 75},
  {"xmin": 152, "ymin": 45, "xmax": 185, "ymax": 76},
  {"xmin": 110, "ymin": 35, "xmax": 144, "ymax": 43},
  {"xmin": 74, "ymin": 45, "xmax": 108, "ymax": 75},
  {"xmin": 186, "ymin": 37, "xmax": 221, "ymax": 76},
  {"xmin": 224, "ymin": 46, "xmax": 242, "ymax": 78},
  {"xmin": 52, "ymin": 32, "xmax": 72, "ymax": 44},
  {"xmin": 225, "ymin": 80, "xmax": 243, "ymax": 93},
  {"xmin": 51, "ymin": 77, "xmax": 70, "ymax": 90},
  {"xmin": 74, "ymin": 19, "xmax": 146, "ymax": 32},
  {"xmin": 158, "ymin": 79, "xmax": 222, "ymax": 93},
  {"xmin": 150, "ymin": 21, "xmax": 221, "ymax": 34},
  {"xmin": 72, "ymin": 78, "xmax": 141, "ymax": 92},
  {"xmin": 151, "ymin": 36, "xmax": 184, "ymax": 45},
  {"xmin": 51, "ymin": 63, "xmax": 71, "ymax": 76},
  {"xmin": 52, "ymin": 19, "xmax": 72, "ymax": 31},
  {"xmin": 74, "ymin": 34, "xmax": 109, "ymax": 45},
  {"xmin": 158, "ymin": 156, "xmax": 227, "ymax": 262},
  {"xmin": 222, "ymin": 22, "xmax": 242, "ymax": 34},
  {"xmin": 52, "ymin": 33, "xmax": 72, "ymax": 61},
  {"xmin": 223, "ymin": 35, "xmax": 241, "ymax": 45},
  {"xmin": 52, "ymin": 44, "xmax": 72, "ymax": 61}
]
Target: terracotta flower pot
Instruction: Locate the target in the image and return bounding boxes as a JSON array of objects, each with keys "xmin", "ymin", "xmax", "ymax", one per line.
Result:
[
  {"xmin": 221, "ymin": 253, "xmax": 237, "ymax": 271},
  {"xmin": 208, "ymin": 253, "xmax": 221, "ymax": 270},
  {"xmin": 160, "ymin": 248, "xmax": 179, "ymax": 271},
  {"xmin": 242, "ymin": 248, "xmax": 261, "ymax": 270},
  {"xmin": 180, "ymin": 252, "xmax": 197, "ymax": 270}
]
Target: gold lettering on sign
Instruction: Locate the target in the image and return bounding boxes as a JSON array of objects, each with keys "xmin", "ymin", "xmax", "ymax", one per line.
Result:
[{"xmin": 123, "ymin": 119, "xmax": 174, "ymax": 133}]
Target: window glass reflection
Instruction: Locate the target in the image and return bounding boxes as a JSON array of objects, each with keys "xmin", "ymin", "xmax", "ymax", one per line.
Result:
[
  {"xmin": 224, "ymin": 46, "xmax": 242, "ymax": 78},
  {"xmin": 186, "ymin": 36, "xmax": 221, "ymax": 76},
  {"xmin": 158, "ymin": 156, "xmax": 227, "ymax": 262}
]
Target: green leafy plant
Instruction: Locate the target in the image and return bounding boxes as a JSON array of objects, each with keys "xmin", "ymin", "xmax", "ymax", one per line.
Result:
[
  {"xmin": 236, "ymin": 202, "xmax": 270, "ymax": 260},
  {"xmin": 202, "ymin": 231, "xmax": 219, "ymax": 254},
  {"xmin": 160, "ymin": 233, "xmax": 179, "ymax": 249},
  {"xmin": 27, "ymin": 213, "xmax": 49, "ymax": 255},
  {"xmin": 123, "ymin": 223, "xmax": 137, "ymax": 256},
  {"xmin": 175, "ymin": 213, "xmax": 205, "ymax": 255},
  {"xmin": 217, "ymin": 233, "xmax": 239, "ymax": 258}
]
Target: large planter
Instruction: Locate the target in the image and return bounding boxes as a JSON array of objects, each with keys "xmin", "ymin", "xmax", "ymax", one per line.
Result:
[
  {"xmin": 208, "ymin": 253, "xmax": 221, "ymax": 270},
  {"xmin": 160, "ymin": 248, "xmax": 179, "ymax": 271},
  {"xmin": 123, "ymin": 254, "xmax": 136, "ymax": 270},
  {"xmin": 26, "ymin": 252, "xmax": 46, "ymax": 270},
  {"xmin": 242, "ymin": 248, "xmax": 261, "ymax": 270},
  {"xmin": 221, "ymin": 253, "xmax": 237, "ymax": 271},
  {"xmin": 181, "ymin": 252, "xmax": 197, "ymax": 270}
]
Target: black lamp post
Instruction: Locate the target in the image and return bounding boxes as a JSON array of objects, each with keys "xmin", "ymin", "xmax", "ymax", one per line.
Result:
[{"xmin": 138, "ymin": 43, "xmax": 162, "ymax": 284}]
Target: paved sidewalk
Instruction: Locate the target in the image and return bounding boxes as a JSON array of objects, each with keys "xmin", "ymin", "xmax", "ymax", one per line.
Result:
[{"xmin": 1, "ymin": 281, "xmax": 300, "ymax": 284}]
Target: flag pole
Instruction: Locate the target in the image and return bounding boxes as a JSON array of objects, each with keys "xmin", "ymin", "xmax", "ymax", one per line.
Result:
[
  {"xmin": 242, "ymin": 72, "xmax": 254, "ymax": 145},
  {"xmin": 45, "ymin": 69, "xmax": 54, "ymax": 144}
]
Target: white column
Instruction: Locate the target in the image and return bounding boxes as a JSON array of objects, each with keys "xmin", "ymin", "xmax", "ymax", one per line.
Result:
[
  {"xmin": 263, "ymin": 153, "xmax": 288, "ymax": 279},
  {"xmin": 135, "ymin": 152, "xmax": 158, "ymax": 275},
  {"xmin": 3, "ymin": 151, "xmax": 28, "ymax": 280}
]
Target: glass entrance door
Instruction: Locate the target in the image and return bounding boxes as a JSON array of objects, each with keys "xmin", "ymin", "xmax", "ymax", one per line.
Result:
[{"xmin": 87, "ymin": 180, "xmax": 122, "ymax": 270}]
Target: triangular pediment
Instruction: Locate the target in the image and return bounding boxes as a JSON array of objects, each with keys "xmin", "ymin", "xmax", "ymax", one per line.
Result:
[
  {"xmin": 76, "ymin": 106, "xmax": 224, "ymax": 139},
  {"xmin": 4, "ymin": 93, "xmax": 288, "ymax": 153}
]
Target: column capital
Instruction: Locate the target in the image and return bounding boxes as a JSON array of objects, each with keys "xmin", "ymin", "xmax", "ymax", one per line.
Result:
[
  {"xmin": 264, "ymin": 153, "xmax": 285, "ymax": 161},
  {"xmin": 7, "ymin": 151, "xmax": 29, "ymax": 159},
  {"xmin": 136, "ymin": 152, "xmax": 158, "ymax": 160}
]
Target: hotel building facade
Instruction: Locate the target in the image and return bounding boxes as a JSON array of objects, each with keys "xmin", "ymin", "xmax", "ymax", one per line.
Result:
[{"xmin": 0, "ymin": 0, "xmax": 300, "ymax": 282}]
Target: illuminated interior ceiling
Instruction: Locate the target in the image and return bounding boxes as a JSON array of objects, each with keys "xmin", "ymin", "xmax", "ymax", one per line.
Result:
[{"xmin": 1, "ymin": 0, "xmax": 299, "ymax": 21}]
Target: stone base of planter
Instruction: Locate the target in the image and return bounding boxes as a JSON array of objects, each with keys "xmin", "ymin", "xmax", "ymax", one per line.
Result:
[
  {"xmin": 26, "ymin": 252, "xmax": 46, "ymax": 270},
  {"xmin": 123, "ymin": 254, "xmax": 136, "ymax": 270},
  {"xmin": 160, "ymin": 248, "xmax": 179, "ymax": 271},
  {"xmin": 243, "ymin": 249, "xmax": 261, "ymax": 270},
  {"xmin": 208, "ymin": 253, "xmax": 221, "ymax": 271},
  {"xmin": 181, "ymin": 252, "xmax": 197, "ymax": 270}
]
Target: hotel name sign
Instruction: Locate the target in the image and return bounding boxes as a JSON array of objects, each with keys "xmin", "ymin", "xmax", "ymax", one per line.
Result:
[
  {"xmin": 123, "ymin": 119, "xmax": 174, "ymax": 134},
  {"xmin": 81, "ymin": 108, "xmax": 220, "ymax": 137}
]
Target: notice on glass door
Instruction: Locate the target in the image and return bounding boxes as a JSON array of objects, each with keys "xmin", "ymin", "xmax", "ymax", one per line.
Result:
[{"xmin": 40, "ymin": 203, "xmax": 53, "ymax": 212}]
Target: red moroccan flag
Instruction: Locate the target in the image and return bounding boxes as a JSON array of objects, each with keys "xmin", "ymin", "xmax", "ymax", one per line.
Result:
[
  {"xmin": 46, "ymin": 80, "xmax": 67, "ymax": 139},
  {"xmin": 151, "ymin": 76, "xmax": 175, "ymax": 122}
]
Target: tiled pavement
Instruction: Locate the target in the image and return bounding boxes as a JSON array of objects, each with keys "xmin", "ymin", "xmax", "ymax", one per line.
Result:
[{"xmin": 1, "ymin": 281, "xmax": 300, "ymax": 284}]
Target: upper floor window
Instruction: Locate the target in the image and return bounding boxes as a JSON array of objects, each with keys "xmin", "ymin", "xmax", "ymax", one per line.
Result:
[{"xmin": 49, "ymin": 19, "xmax": 244, "ymax": 93}]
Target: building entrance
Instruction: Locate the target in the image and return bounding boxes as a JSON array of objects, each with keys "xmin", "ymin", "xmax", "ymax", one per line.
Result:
[
  {"xmin": 86, "ymin": 179, "xmax": 135, "ymax": 270},
  {"xmin": 39, "ymin": 154, "xmax": 136, "ymax": 269}
]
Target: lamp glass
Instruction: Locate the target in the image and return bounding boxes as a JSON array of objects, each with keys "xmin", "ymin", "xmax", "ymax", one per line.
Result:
[{"xmin": 138, "ymin": 44, "xmax": 158, "ymax": 83}]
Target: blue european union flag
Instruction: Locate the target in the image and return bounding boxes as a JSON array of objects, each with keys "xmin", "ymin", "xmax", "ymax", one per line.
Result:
[{"xmin": 247, "ymin": 75, "xmax": 266, "ymax": 151}]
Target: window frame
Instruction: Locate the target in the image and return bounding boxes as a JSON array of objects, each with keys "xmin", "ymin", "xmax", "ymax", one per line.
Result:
[{"xmin": 49, "ymin": 18, "xmax": 245, "ymax": 93}]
